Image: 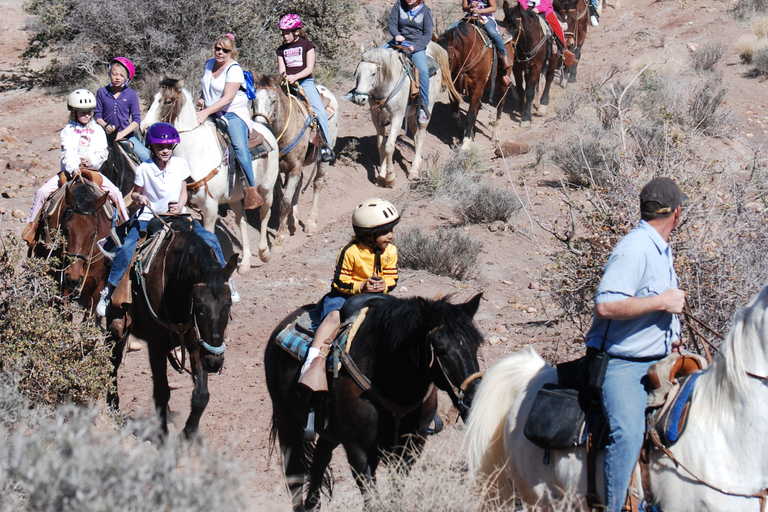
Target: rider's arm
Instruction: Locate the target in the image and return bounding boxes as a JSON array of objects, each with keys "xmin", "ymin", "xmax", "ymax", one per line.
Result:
[
  {"xmin": 195, "ymin": 81, "xmax": 240, "ymax": 124},
  {"xmin": 596, "ymin": 289, "xmax": 686, "ymax": 320},
  {"xmin": 131, "ymin": 185, "xmax": 149, "ymax": 206},
  {"xmin": 388, "ymin": 2, "xmax": 401, "ymax": 38},
  {"xmin": 277, "ymin": 55, "xmax": 287, "ymax": 75},
  {"xmin": 60, "ymin": 123, "xmax": 80, "ymax": 174}
]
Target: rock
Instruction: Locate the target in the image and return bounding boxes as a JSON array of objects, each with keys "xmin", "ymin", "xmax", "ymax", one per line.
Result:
[
  {"xmin": 1, "ymin": 134, "xmax": 18, "ymax": 143},
  {"xmin": 495, "ymin": 324, "xmax": 509, "ymax": 334},
  {"xmin": 488, "ymin": 220, "xmax": 506, "ymax": 232},
  {"xmin": 6, "ymin": 160, "xmax": 31, "ymax": 171},
  {"xmin": 399, "ymin": 286, "xmax": 408, "ymax": 292},
  {"xmin": 1, "ymin": 190, "xmax": 15, "ymax": 198},
  {"xmin": 526, "ymin": 307, "xmax": 537, "ymax": 313},
  {"xmin": 494, "ymin": 140, "xmax": 530, "ymax": 157},
  {"xmin": 528, "ymin": 281, "xmax": 540, "ymax": 290},
  {"xmin": 488, "ymin": 336, "xmax": 506, "ymax": 346},
  {"xmin": 11, "ymin": 209, "xmax": 25, "ymax": 220},
  {"xmin": 128, "ymin": 341, "xmax": 142, "ymax": 352},
  {"xmin": 313, "ymin": 279, "xmax": 327, "ymax": 290}
]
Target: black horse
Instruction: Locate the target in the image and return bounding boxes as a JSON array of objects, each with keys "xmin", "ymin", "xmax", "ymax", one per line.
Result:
[
  {"xmin": 265, "ymin": 293, "xmax": 485, "ymax": 511},
  {"xmin": 107, "ymin": 228, "xmax": 238, "ymax": 438}
]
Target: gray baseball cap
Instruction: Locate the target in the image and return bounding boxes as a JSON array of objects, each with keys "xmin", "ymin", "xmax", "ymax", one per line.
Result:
[{"xmin": 640, "ymin": 177, "xmax": 689, "ymax": 214}]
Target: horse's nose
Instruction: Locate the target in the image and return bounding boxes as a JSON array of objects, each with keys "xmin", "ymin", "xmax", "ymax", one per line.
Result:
[
  {"xmin": 352, "ymin": 94, "xmax": 368, "ymax": 106},
  {"xmin": 61, "ymin": 272, "xmax": 82, "ymax": 294},
  {"xmin": 202, "ymin": 354, "xmax": 224, "ymax": 374}
]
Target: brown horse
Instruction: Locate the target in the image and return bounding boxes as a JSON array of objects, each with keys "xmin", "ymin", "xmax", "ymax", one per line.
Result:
[
  {"xmin": 439, "ymin": 20, "xmax": 516, "ymax": 149},
  {"xmin": 107, "ymin": 228, "xmax": 238, "ymax": 438},
  {"xmin": 58, "ymin": 178, "xmax": 113, "ymax": 317},
  {"xmin": 253, "ymin": 76, "xmax": 338, "ymax": 249},
  {"xmin": 555, "ymin": 0, "xmax": 589, "ymax": 84},
  {"xmin": 503, "ymin": 1, "xmax": 559, "ymax": 126}
]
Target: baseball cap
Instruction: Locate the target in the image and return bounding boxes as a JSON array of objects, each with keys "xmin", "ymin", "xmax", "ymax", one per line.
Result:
[{"xmin": 640, "ymin": 177, "xmax": 689, "ymax": 214}]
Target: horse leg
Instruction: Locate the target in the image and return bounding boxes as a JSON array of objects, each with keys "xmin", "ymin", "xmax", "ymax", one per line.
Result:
[
  {"xmin": 275, "ymin": 418, "xmax": 309, "ymax": 512},
  {"xmin": 106, "ymin": 331, "xmax": 128, "ymax": 410},
  {"xmin": 274, "ymin": 168, "xmax": 301, "ymax": 251},
  {"xmin": 148, "ymin": 342, "xmax": 171, "ymax": 437},
  {"xmin": 538, "ymin": 58, "xmax": 558, "ymax": 117},
  {"xmin": 463, "ymin": 78, "xmax": 484, "ymax": 150},
  {"xmin": 568, "ymin": 45, "xmax": 582, "ymax": 84},
  {"xmin": 305, "ymin": 161, "xmax": 328, "ymax": 235},
  {"xmin": 514, "ymin": 67, "xmax": 525, "ymax": 121},
  {"xmin": 521, "ymin": 71, "xmax": 537, "ymax": 127},
  {"xmin": 228, "ymin": 199, "xmax": 252, "ymax": 274},
  {"xmin": 409, "ymin": 124, "xmax": 427, "ymax": 180},
  {"xmin": 345, "ymin": 446, "xmax": 380, "ymax": 509},
  {"xmin": 382, "ymin": 113, "xmax": 404, "ymax": 188},
  {"xmin": 256, "ymin": 182, "xmax": 274, "ymax": 263},
  {"xmin": 304, "ymin": 437, "xmax": 339, "ymax": 511},
  {"xmin": 182, "ymin": 341, "xmax": 209, "ymax": 439}
]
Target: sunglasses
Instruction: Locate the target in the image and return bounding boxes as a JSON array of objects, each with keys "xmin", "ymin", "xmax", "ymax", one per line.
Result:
[{"xmin": 214, "ymin": 46, "xmax": 232, "ymax": 53}]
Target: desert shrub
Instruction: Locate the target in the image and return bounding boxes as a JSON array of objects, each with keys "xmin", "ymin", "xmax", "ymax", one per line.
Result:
[
  {"xmin": 550, "ymin": 121, "xmax": 622, "ymax": 188},
  {"xmin": 23, "ymin": 0, "xmax": 359, "ymax": 87},
  {"xmin": 0, "ymin": 234, "xmax": 112, "ymax": 405},
  {"xmin": 689, "ymin": 43, "xmax": 725, "ymax": 72},
  {"xmin": 455, "ymin": 184, "xmax": 522, "ymax": 224},
  {"xmin": 0, "ymin": 373, "xmax": 248, "ymax": 511},
  {"xmin": 735, "ymin": 0, "xmax": 768, "ymax": 16},
  {"xmin": 398, "ymin": 228, "xmax": 483, "ymax": 280},
  {"xmin": 751, "ymin": 47, "xmax": 768, "ymax": 76},
  {"xmin": 737, "ymin": 34, "xmax": 763, "ymax": 63}
]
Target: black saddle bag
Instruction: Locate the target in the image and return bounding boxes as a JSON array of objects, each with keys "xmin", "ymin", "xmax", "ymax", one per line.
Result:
[
  {"xmin": 146, "ymin": 214, "xmax": 194, "ymax": 237},
  {"xmin": 524, "ymin": 383, "xmax": 585, "ymax": 450}
]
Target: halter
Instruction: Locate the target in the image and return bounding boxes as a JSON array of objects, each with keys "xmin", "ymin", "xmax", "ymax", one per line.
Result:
[
  {"xmin": 511, "ymin": 10, "xmax": 548, "ymax": 63},
  {"xmin": 354, "ymin": 55, "xmax": 407, "ymax": 127},
  {"xmin": 253, "ymin": 81, "xmax": 314, "ymax": 156},
  {"xmin": 562, "ymin": 0, "xmax": 588, "ymax": 47}
]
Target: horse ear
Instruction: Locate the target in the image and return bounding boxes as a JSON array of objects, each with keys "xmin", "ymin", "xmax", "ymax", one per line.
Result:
[
  {"xmin": 278, "ymin": 72, "xmax": 286, "ymax": 85},
  {"xmin": 174, "ymin": 79, "xmax": 184, "ymax": 92},
  {"xmin": 65, "ymin": 182, "xmax": 76, "ymax": 205},
  {"xmin": 461, "ymin": 293, "xmax": 483, "ymax": 319},
  {"xmin": 94, "ymin": 191, "xmax": 108, "ymax": 210},
  {"xmin": 223, "ymin": 253, "xmax": 238, "ymax": 281},
  {"xmin": 503, "ymin": 0, "xmax": 510, "ymax": 10}
]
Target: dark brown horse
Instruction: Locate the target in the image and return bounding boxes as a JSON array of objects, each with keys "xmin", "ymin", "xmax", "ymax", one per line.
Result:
[
  {"xmin": 555, "ymin": 0, "xmax": 589, "ymax": 84},
  {"xmin": 439, "ymin": 21, "xmax": 516, "ymax": 149},
  {"xmin": 58, "ymin": 178, "xmax": 113, "ymax": 316},
  {"xmin": 107, "ymin": 228, "xmax": 238, "ymax": 438},
  {"xmin": 503, "ymin": 1, "xmax": 559, "ymax": 126},
  {"xmin": 265, "ymin": 293, "xmax": 485, "ymax": 511}
]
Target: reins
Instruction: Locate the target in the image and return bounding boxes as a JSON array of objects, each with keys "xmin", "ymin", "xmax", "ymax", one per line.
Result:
[
  {"xmin": 513, "ymin": 13, "xmax": 548, "ymax": 63},
  {"xmin": 426, "ymin": 325, "xmax": 483, "ymax": 412}
]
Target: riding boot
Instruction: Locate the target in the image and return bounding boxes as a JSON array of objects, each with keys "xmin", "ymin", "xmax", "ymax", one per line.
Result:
[
  {"xmin": 563, "ymin": 48, "xmax": 578, "ymax": 67},
  {"xmin": 21, "ymin": 221, "xmax": 37, "ymax": 246},
  {"xmin": 298, "ymin": 338, "xmax": 332, "ymax": 392},
  {"xmin": 500, "ymin": 53, "xmax": 514, "ymax": 85},
  {"xmin": 243, "ymin": 186, "xmax": 263, "ymax": 210}
]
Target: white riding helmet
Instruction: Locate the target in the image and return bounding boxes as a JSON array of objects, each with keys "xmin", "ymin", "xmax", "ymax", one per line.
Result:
[
  {"xmin": 67, "ymin": 89, "xmax": 97, "ymax": 111},
  {"xmin": 352, "ymin": 198, "xmax": 400, "ymax": 235}
]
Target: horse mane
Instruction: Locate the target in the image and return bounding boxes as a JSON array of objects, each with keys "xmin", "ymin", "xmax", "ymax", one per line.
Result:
[
  {"xmin": 60, "ymin": 182, "xmax": 104, "ymax": 223},
  {"xmin": 174, "ymin": 230, "xmax": 226, "ymax": 295},
  {"xmin": 360, "ymin": 48, "xmax": 401, "ymax": 86},
  {"xmin": 694, "ymin": 285, "xmax": 768, "ymax": 421},
  {"xmin": 256, "ymin": 74, "xmax": 278, "ymax": 89}
]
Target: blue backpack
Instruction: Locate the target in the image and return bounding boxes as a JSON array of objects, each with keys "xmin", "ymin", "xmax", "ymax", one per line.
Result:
[{"xmin": 227, "ymin": 64, "xmax": 257, "ymax": 100}]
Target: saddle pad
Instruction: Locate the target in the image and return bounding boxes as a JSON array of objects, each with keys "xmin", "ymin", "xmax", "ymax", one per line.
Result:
[
  {"xmin": 537, "ymin": 13, "xmax": 553, "ymax": 39},
  {"xmin": 136, "ymin": 225, "xmax": 172, "ymax": 276},
  {"xmin": 653, "ymin": 372, "xmax": 702, "ymax": 446}
]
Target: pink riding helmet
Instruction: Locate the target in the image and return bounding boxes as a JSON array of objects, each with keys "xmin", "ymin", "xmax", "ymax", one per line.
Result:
[
  {"xmin": 279, "ymin": 14, "xmax": 302, "ymax": 30},
  {"xmin": 110, "ymin": 57, "xmax": 135, "ymax": 84}
]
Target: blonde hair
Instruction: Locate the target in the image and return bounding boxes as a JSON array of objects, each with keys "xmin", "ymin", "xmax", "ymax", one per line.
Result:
[{"xmin": 214, "ymin": 35, "xmax": 238, "ymax": 60}]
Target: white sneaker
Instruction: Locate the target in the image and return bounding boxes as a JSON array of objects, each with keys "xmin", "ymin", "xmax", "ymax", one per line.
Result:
[
  {"xmin": 418, "ymin": 109, "xmax": 429, "ymax": 125},
  {"xmin": 228, "ymin": 277, "xmax": 241, "ymax": 303},
  {"xmin": 590, "ymin": 15, "xmax": 599, "ymax": 26},
  {"xmin": 96, "ymin": 287, "xmax": 110, "ymax": 317}
]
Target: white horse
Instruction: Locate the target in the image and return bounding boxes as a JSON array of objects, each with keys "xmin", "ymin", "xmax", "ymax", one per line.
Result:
[
  {"xmin": 142, "ymin": 79, "xmax": 280, "ymax": 270},
  {"xmin": 347, "ymin": 42, "xmax": 460, "ymax": 187},
  {"xmin": 465, "ymin": 286, "xmax": 768, "ymax": 511}
]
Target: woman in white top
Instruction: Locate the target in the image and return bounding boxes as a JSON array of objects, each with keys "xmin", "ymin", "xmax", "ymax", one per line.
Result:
[{"xmin": 195, "ymin": 33, "xmax": 261, "ymax": 210}]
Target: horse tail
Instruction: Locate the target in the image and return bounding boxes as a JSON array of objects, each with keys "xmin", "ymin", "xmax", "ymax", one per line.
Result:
[
  {"xmin": 463, "ymin": 347, "xmax": 548, "ymax": 500},
  {"xmin": 429, "ymin": 41, "xmax": 462, "ymax": 105}
]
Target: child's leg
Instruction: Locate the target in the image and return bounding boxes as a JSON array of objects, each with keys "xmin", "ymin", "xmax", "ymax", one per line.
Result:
[
  {"xmin": 411, "ymin": 50, "xmax": 430, "ymax": 112},
  {"xmin": 107, "ymin": 221, "xmax": 144, "ymax": 288},
  {"xmin": 26, "ymin": 175, "xmax": 60, "ymax": 223},
  {"xmin": 484, "ymin": 20, "xmax": 508, "ymax": 56},
  {"xmin": 99, "ymin": 175, "xmax": 129, "ymax": 222},
  {"xmin": 193, "ymin": 221, "xmax": 226, "ymax": 266},
  {"xmin": 299, "ymin": 78, "xmax": 332, "ymax": 147},
  {"xmin": 128, "ymin": 136, "xmax": 151, "ymax": 163},
  {"xmin": 545, "ymin": 11, "xmax": 567, "ymax": 47}
]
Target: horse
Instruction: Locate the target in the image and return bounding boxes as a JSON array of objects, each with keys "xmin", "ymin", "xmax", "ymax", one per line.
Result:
[
  {"xmin": 439, "ymin": 21, "xmax": 515, "ymax": 149},
  {"xmin": 502, "ymin": 1, "xmax": 560, "ymax": 127},
  {"xmin": 345, "ymin": 42, "xmax": 460, "ymax": 187},
  {"xmin": 252, "ymin": 76, "xmax": 338, "ymax": 248},
  {"xmin": 142, "ymin": 79, "xmax": 280, "ymax": 269},
  {"xmin": 464, "ymin": 285, "xmax": 768, "ymax": 511},
  {"xmin": 555, "ymin": 0, "xmax": 589, "ymax": 84},
  {"xmin": 265, "ymin": 293, "xmax": 485, "ymax": 511},
  {"xmin": 58, "ymin": 178, "xmax": 113, "ymax": 317},
  {"xmin": 107, "ymin": 228, "xmax": 238, "ymax": 438}
]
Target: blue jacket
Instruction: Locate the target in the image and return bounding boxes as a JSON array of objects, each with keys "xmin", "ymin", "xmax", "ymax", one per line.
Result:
[{"xmin": 388, "ymin": 1, "xmax": 433, "ymax": 53}]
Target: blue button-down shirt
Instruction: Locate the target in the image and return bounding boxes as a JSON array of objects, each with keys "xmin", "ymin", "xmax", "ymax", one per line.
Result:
[{"xmin": 585, "ymin": 220, "xmax": 680, "ymax": 359}]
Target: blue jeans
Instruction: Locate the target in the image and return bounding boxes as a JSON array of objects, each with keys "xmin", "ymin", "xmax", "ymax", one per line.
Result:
[
  {"xmin": 108, "ymin": 219, "xmax": 225, "ymax": 287},
  {"xmin": 382, "ymin": 43, "xmax": 429, "ymax": 111},
  {"xmin": 298, "ymin": 77, "xmax": 331, "ymax": 147},
  {"xmin": 447, "ymin": 18, "xmax": 507, "ymax": 56},
  {"xmin": 601, "ymin": 357, "xmax": 655, "ymax": 512},
  {"xmin": 589, "ymin": 0, "xmax": 598, "ymax": 9},
  {"xmin": 223, "ymin": 112, "xmax": 254, "ymax": 187},
  {"xmin": 128, "ymin": 135, "xmax": 151, "ymax": 163}
]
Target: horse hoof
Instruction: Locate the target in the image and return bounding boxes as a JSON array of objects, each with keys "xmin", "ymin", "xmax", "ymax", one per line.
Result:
[
  {"xmin": 520, "ymin": 120, "xmax": 532, "ymax": 128},
  {"xmin": 259, "ymin": 250, "xmax": 272, "ymax": 263},
  {"xmin": 384, "ymin": 177, "xmax": 396, "ymax": 189},
  {"xmin": 238, "ymin": 263, "xmax": 250, "ymax": 275},
  {"xmin": 538, "ymin": 105, "xmax": 548, "ymax": 116},
  {"xmin": 304, "ymin": 221, "xmax": 318, "ymax": 235},
  {"xmin": 460, "ymin": 139, "xmax": 473, "ymax": 151}
]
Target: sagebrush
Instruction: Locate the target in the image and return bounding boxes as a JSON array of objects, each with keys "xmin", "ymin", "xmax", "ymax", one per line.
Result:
[{"xmin": 397, "ymin": 227, "xmax": 483, "ymax": 281}]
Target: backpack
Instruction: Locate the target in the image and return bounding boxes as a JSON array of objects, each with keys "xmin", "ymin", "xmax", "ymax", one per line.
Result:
[{"xmin": 226, "ymin": 63, "xmax": 257, "ymax": 100}]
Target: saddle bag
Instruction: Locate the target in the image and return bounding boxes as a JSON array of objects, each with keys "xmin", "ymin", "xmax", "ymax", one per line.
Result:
[
  {"xmin": 524, "ymin": 383, "xmax": 585, "ymax": 450},
  {"xmin": 146, "ymin": 214, "xmax": 194, "ymax": 237}
]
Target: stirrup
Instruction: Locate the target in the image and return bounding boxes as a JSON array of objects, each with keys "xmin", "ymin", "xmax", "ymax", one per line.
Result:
[{"xmin": 303, "ymin": 409, "xmax": 316, "ymax": 442}]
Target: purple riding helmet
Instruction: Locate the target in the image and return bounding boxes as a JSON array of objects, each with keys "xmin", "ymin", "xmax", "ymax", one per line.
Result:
[
  {"xmin": 146, "ymin": 122, "xmax": 181, "ymax": 145},
  {"xmin": 279, "ymin": 13, "xmax": 302, "ymax": 30}
]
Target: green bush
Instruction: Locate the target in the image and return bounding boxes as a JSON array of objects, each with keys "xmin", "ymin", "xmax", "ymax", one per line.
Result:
[
  {"xmin": 398, "ymin": 227, "xmax": 483, "ymax": 281},
  {"xmin": 0, "ymin": 235, "xmax": 112, "ymax": 405}
]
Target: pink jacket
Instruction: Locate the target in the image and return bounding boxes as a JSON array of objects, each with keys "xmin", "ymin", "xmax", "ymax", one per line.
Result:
[{"xmin": 518, "ymin": 0, "xmax": 554, "ymax": 16}]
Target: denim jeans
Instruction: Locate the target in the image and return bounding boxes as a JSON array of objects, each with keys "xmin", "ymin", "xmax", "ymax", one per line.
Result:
[
  {"xmin": 411, "ymin": 49, "xmax": 430, "ymax": 110},
  {"xmin": 601, "ymin": 357, "xmax": 655, "ymax": 512},
  {"xmin": 223, "ymin": 112, "xmax": 254, "ymax": 187},
  {"xmin": 298, "ymin": 77, "xmax": 331, "ymax": 147},
  {"xmin": 128, "ymin": 135, "xmax": 151, "ymax": 163},
  {"xmin": 589, "ymin": 0, "xmax": 598, "ymax": 10},
  {"xmin": 108, "ymin": 219, "xmax": 225, "ymax": 287},
  {"xmin": 447, "ymin": 18, "xmax": 507, "ymax": 56}
]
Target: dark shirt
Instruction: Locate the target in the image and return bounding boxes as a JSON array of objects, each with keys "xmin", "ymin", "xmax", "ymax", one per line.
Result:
[
  {"xmin": 388, "ymin": 1, "xmax": 434, "ymax": 53},
  {"xmin": 276, "ymin": 38, "xmax": 315, "ymax": 78},
  {"xmin": 94, "ymin": 87, "xmax": 141, "ymax": 131}
]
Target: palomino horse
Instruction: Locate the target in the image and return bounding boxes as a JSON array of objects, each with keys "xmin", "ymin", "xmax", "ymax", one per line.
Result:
[
  {"xmin": 439, "ymin": 21, "xmax": 515, "ymax": 149},
  {"xmin": 502, "ymin": 1, "xmax": 559, "ymax": 126},
  {"xmin": 142, "ymin": 79, "xmax": 280, "ymax": 269},
  {"xmin": 58, "ymin": 178, "xmax": 113, "ymax": 316},
  {"xmin": 107, "ymin": 228, "xmax": 238, "ymax": 438},
  {"xmin": 265, "ymin": 294, "xmax": 485, "ymax": 511},
  {"xmin": 465, "ymin": 286, "xmax": 768, "ymax": 511},
  {"xmin": 555, "ymin": 0, "xmax": 589, "ymax": 84},
  {"xmin": 252, "ymin": 76, "xmax": 338, "ymax": 248},
  {"xmin": 346, "ymin": 42, "xmax": 460, "ymax": 187}
]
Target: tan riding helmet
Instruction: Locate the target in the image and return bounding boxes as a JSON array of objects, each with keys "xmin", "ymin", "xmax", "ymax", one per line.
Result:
[
  {"xmin": 67, "ymin": 89, "xmax": 97, "ymax": 111},
  {"xmin": 352, "ymin": 198, "xmax": 400, "ymax": 236}
]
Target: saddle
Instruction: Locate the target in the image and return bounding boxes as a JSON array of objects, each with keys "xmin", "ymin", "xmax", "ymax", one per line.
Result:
[
  {"xmin": 389, "ymin": 46, "xmax": 440, "ymax": 100},
  {"xmin": 284, "ymin": 83, "xmax": 337, "ymax": 147},
  {"xmin": 207, "ymin": 115, "xmax": 272, "ymax": 197}
]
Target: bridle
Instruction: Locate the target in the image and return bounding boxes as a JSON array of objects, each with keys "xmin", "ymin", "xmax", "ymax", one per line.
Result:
[
  {"xmin": 426, "ymin": 325, "xmax": 483, "ymax": 413},
  {"xmin": 353, "ymin": 56, "xmax": 407, "ymax": 127}
]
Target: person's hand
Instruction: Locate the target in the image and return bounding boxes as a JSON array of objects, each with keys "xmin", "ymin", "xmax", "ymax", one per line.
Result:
[
  {"xmin": 671, "ymin": 339, "xmax": 683, "ymax": 354},
  {"xmin": 136, "ymin": 194, "xmax": 150, "ymax": 207},
  {"xmin": 168, "ymin": 201, "xmax": 183, "ymax": 214},
  {"xmin": 79, "ymin": 157, "xmax": 91, "ymax": 167},
  {"xmin": 104, "ymin": 124, "xmax": 116, "ymax": 135},
  {"xmin": 660, "ymin": 288, "xmax": 686, "ymax": 314},
  {"xmin": 196, "ymin": 99, "xmax": 205, "ymax": 111},
  {"xmin": 286, "ymin": 74, "xmax": 297, "ymax": 84},
  {"xmin": 195, "ymin": 110, "xmax": 208, "ymax": 126},
  {"xmin": 408, "ymin": 45, "xmax": 415, "ymax": 51},
  {"xmin": 72, "ymin": 168, "xmax": 82, "ymax": 178},
  {"xmin": 362, "ymin": 276, "xmax": 385, "ymax": 293},
  {"xmin": 395, "ymin": 34, "xmax": 405, "ymax": 43}
]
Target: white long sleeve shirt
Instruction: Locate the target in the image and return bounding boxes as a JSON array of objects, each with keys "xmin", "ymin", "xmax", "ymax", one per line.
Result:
[{"xmin": 60, "ymin": 120, "xmax": 109, "ymax": 174}]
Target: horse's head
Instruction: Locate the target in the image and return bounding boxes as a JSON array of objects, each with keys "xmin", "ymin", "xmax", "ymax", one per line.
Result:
[
  {"xmin": 253, "ymin": 74, "xmax": 280, "ymax": 127},
  {"xmin": 142, "ymin": 78, "xmax": 185, "ymax": 132},
  {"xmin": 421, "ymin": 293, "xmax": 485, "ymax": 421},
  {"xmin": 349, "ymin": 49, "xmax": 400, "ymax": 106},
  {"xmin": 59, "ymin": 180, "xmax": 110, "ymax": 296},
  {"xmin": 501, "ymin": 0, "xmax": 523, "ymax": 36}
]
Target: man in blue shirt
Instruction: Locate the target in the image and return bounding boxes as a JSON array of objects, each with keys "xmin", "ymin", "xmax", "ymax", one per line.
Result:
[{"xmin": 585, "ymin": 177, "xmax": 688, "ymax": 512}]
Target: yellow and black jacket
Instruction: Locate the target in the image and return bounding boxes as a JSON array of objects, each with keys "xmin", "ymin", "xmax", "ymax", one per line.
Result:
[{"xmin": 331, "ymin": 239, "xmax": 398, "ymax": 295}]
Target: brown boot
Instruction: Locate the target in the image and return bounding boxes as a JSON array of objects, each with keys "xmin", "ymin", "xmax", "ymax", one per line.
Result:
[
  {"xmin": 21, "ymin": 222, "xmax": 37, "ymax": 246},
  {"xmin": 563, "ymin": 49, "xmax": 578, "ymax": 68},
  {"xmin": 298, "ymin": 340, "xmax": 331, "ymax": 392},
  {"xmin": 501, "ymin": 53, "xmax": 514, "ymax": 70},
  {"xmin": 243, "ymin": 186, "xmax": 263, "ymax": 210}
]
